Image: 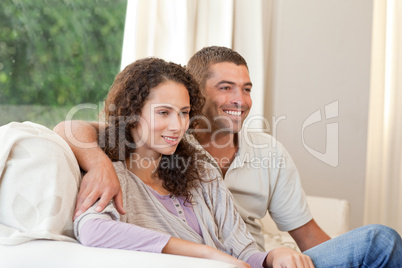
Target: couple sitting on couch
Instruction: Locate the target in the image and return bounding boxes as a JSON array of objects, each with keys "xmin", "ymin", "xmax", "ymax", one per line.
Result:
[
  {"xmin": 53, "ymin": 47, "xmax": 401, "ymax": 267},
  {"xmin": 2, "ymin": 46, "xmax": 401, "ymax": 267}
]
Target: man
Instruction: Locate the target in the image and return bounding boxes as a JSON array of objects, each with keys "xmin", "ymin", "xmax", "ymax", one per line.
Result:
[
  {"xmin": 185, "ymin": 47, "xmax": 330, "ymax": 251},
  {"xmin": 54, "ymin": 47, "xmax": 402, "ymax": 267}
]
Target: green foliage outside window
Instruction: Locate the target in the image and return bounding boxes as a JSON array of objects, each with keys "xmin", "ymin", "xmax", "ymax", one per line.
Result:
[{"xmin": 0, "ymin": 0, "xmax": 127, "ymax": 127}]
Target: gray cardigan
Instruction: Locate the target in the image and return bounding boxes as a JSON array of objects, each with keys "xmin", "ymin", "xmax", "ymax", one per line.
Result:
[{"xmin": 74, "ymin": 161, "xmax": 261, "ymax": 262}]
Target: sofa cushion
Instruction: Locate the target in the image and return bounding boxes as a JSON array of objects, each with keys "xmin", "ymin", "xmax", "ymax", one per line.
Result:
[
  {"xmin": 0, "ymin": 240, "xmax": 238, "ymax": 268},
  {"xmin": 0, "ymin": 122, "xmax": 80, "ymax": 245}
]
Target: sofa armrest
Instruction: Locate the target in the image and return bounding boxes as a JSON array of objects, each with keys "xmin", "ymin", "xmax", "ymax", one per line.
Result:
[
  {"xmin": 305, "ymin": 195, "xmax": 350, "ymax": 237},
  {"xmin": 259, "ymin": 195, "xmax": 350, "ymax": 251},
  {"xmin": 0, "ymin": 240, "xmax": 238, "ymax": 268}
]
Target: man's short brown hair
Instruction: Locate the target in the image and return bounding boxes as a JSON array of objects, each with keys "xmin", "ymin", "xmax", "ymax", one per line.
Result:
[{"xmin": 187, "ymin": 46, "xmax": 248, "ymax": 91}]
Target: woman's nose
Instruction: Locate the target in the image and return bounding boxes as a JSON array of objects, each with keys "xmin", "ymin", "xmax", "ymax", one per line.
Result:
[{"xmin": 168, "ymin": 114, "xmax": 182, "ymax": 131}]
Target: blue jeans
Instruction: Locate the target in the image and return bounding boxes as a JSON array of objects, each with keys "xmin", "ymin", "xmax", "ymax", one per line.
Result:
[{"xmin": 303, "ymin": 224, "xmax": 402, "ymax": 267}]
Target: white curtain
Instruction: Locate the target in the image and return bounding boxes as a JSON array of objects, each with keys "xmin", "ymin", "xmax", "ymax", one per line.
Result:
[
  {"xmin": 120, "ymin": 0, "xmax": 274, "ymax": 128},
  {"xmin": 364, "ymin": 0, "xmax": 402, "ymax": 234}
]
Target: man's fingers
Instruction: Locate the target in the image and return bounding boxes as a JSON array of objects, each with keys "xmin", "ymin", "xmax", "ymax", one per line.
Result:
[
  {"xmin": 74, "ymin": 189, "xmax": 125, "ymax": 220},
  {"xmin": 73, "ymin": 174, "xmax": 93, "ymax": 217},
  {"xmin": 95, "ymin": 192, "xmax": 115, "ymax": 212},
  {"xmin": 73, "ymin": 202, "xmax": 81, "ymax": 220},
  {"xmin": 74, "ymin": 191, "xmax": 100, "ymax": 219},
  {"xmin": 114, "ymin": 189, "xmax": 126, "ymax": 215},
  {"xmin": 72, "ymin": 165, "xmax": 123, "ymax": 220},
  {"xmin": 74, "ymin": 185, "xmax": 90, "ymax": 218}
]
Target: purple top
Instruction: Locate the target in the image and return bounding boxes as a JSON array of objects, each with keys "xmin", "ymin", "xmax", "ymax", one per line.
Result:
[
  {"xmin": 146, "ymin": 186, "xmax": 202, "ymax": 236},
  {"xmin": 79, "ymin": 189, "xmax": 267, "ymax": 268}
]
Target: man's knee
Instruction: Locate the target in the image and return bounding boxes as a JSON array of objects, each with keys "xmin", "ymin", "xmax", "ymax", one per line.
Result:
[{"xmin": 364, "ymin": 224, "xmax": 401, "ymax": 245}]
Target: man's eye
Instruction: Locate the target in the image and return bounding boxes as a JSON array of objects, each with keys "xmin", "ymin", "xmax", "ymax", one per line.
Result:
[
  {"xmin": 159, "ymin": 111, "xmax": 169, "ymax": 115},
  {"xmin": 244, "ymin": 88, "xmax": 252, "ymax": 93},
  {"xmin": 221, "ymin": 86, "xmax": 230, "ymax": 90}
]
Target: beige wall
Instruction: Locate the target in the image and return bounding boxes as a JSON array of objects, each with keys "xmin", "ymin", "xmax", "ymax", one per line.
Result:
[{"xmin": 264, "ymin": 0, "xmax": 374, "ymax": 229}]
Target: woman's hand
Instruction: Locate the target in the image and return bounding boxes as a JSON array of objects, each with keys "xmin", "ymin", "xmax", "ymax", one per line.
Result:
[
  {"xmin": 206, "ymin": 246, "xmax": 250, "ymax": 268},
  {"xmin": 163, "ymin": 237, "xmax": 250, "ymax": 268},
  {"xmin": 265, "ymin": 247, "xmax": 314, "ymax": 268}
]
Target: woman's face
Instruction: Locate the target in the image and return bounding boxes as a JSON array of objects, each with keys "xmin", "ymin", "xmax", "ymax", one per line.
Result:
[{"xmin": 131, "ymin": 80, "xmax": 191, "ymax": 159}]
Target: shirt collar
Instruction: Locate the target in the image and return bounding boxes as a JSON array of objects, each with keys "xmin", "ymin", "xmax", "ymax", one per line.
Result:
[
  {"xmin": 185, "ymin": 129, "xmax": 256, "ymax": 172},
  {"xmin": 184, "ymin": 133, "xmax": 223, "ymax": 176},
  {"xmin": 230, "ymin": 129, "xmax": 257, "ymax": 170}
]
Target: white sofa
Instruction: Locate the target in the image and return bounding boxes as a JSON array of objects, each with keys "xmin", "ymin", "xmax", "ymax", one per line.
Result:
[
  {"xmin": 0, "ymin": 240, "xmax": 238, "ymax": 268},
  {"xmin": 261, "ymin": 195, "xmax": 350, "ymax": 251},
  {"xmin": 0, "ymin": 195, "xmax": 350, "ymax": 268}
]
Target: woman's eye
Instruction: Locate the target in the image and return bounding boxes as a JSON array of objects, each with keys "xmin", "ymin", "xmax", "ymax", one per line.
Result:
[
  {"xmin": 180, "ymin": 111, "xmax": 190, "ymax": 116},
  {"xmin": 159, "ymin": 111, "xmax": 169, "ymax": 115}
]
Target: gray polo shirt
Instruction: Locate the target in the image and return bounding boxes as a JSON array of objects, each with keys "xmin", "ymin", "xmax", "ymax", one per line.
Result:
[{"xmin": 186, "ymin": 130, "xmax": 312, "ymax": 250}]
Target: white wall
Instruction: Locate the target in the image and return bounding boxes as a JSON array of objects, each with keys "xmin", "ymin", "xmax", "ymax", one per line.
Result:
[{"xmin": 264, "ymin": 0, "xmax": 374, "ymax": 229}]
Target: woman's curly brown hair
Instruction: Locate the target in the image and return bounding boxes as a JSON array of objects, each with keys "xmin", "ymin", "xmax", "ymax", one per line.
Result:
[{"xmin": 100, "ymin": 57, "xmax": 206, "ymax": 203}]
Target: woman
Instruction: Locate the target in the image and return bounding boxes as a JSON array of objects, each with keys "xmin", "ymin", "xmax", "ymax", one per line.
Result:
[{"xmin": 74, "ymin": 58, "xmax": 314, "ymax": 268}]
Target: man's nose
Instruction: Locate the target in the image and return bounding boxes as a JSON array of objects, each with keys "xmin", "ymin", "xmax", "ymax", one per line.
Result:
[{"xmin": 230, "ymin": 89, "xmax": 243, "ymax": 107}]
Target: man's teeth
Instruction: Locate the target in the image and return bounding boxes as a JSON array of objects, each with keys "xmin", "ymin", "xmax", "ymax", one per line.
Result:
[
  {"xmin": 224, "ymin": 110, "xmax": 241, "ymax": 116},
  {"xmin": 164, "ymin": 137, "xmax": 177, "ymax": 141}
]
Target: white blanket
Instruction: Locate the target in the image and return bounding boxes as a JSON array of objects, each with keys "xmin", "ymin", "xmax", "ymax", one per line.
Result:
[{"xmin": 0, "ymin": 122, "xmax": 80, "ymax": 245}]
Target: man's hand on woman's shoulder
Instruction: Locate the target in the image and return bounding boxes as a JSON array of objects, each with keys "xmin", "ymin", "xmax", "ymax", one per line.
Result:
[
  {"xmin": 74, "ymin": 160, "xmax": 125, "ymax": 219},
  {"xmin": 53, "ymin": 120, "xmax": 125, "ymax": 219}
]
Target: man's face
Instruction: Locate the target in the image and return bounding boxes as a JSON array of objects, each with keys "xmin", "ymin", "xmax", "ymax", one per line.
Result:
[{"xmin": 201, "ymin": 62, "xmax": 252, "ymax": 134}]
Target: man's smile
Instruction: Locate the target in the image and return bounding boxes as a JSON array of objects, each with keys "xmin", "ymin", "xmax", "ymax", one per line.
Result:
[{"xmin": 223, "ymin": 110, "xmax": 242, "ymax": 116}]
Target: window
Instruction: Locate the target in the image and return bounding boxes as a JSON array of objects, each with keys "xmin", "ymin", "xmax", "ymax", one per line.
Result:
[{"xmin": 0, "ymin": 0, "xmax": 127, "ymax": 128}]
